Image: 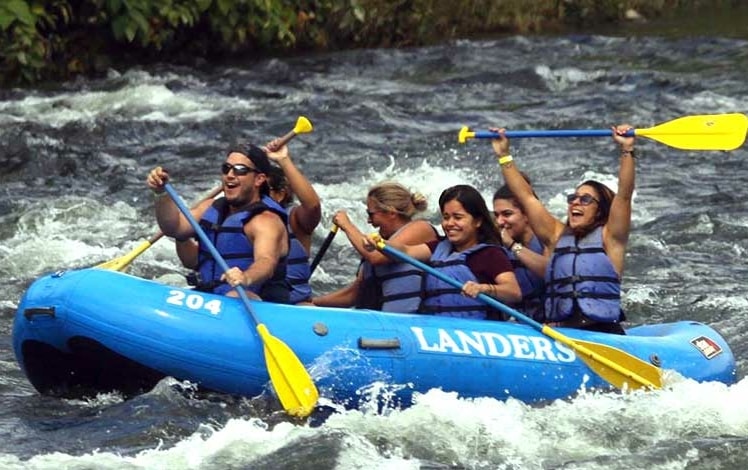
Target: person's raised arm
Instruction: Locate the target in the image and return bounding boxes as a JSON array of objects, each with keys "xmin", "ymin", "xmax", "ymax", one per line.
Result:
[
  {"xmin": 604, "ymin": 123, "xmax": 636, "ymax": 275},
  {"xmin": 490, "ymin": 129, "xmax": 564, "ymax": 247},
  {"xmin": 265, "ymin": 138, "xmax": 321, "ymax": 246}
]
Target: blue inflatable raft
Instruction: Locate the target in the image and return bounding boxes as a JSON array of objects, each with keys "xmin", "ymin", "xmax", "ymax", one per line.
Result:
[{"xmin": 13, "ymin": 268, "xmax": 737, "ymax": 408}]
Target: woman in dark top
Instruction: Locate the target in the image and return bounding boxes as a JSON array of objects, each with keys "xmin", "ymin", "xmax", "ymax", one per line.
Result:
[{"xmin": 368, "ymin": 184, "xmax": 520, "ymax": 320}]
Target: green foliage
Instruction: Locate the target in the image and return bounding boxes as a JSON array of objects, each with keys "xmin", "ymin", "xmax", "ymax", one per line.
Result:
[
  {"xmin": 1, "ymin": 3, "xmax": 41, "ymax": 84},
  {"xmin": 201, "ymin": 0, "xmax": 299, "ymax": 51},
  {"xmin": 0, "ymin": 0, "xmax": 738, "ymax": 87}
]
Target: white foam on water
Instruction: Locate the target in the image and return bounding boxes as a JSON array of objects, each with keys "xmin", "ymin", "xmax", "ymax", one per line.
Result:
[
  {"xmin": 534, "ymin": 65, "xmax": 608, "ymax": 92},
  {"xmin": 2, "ymin": 371, "xmax": 747, "ymax": 469},
  {"xmin": 678, "ymin": 90, "xmax": 745, "ymax": 113},
  {"xmin": 0, "ymin": 70, "xmax": 268, "ymax": 127},
  {"xmin": 0, "ymin": 197, "xmax": 149, "ymax": 278}
]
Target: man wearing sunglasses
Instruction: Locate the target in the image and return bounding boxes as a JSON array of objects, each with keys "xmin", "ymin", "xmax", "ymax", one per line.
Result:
[
  {"xmin": 147, "ymin": 143, "xmax": 291, "ymax": 303},
  {"xmin": 490, "ymin": 124, "xmax": 636, "ymax": 335}
]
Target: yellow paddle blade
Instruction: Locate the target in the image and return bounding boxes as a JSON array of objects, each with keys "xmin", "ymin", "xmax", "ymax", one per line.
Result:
[
  {"xmin": 574, "ymin": 339, "xmax": 663, "ymax": 390},
  {"xmin": 257, "ymin": 324, "xmax": 319, "ymax": 417},
  {"xmin": 637, "ymin": 113, "xmax": 748, "ymax": 151},
  {"xmin": 458, "ymin": 126, "xmax": 474, "ymax": 143},
  {"xmin": 95, "ymin": 239, "xmax": 154, "ymax": 272},
  {"xmin": 294, "ymin": 116, "xmax": 313, "ymax": 135},
  {"xmin": 542, "ymin": 326, "xmax": 662, "ymax": 390}
]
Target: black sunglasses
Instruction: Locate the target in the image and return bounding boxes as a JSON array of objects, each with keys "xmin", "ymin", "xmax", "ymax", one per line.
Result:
[
  {"xmin": 221, "ymin": 163, "xmax": 259, "ymax": 176},
  {"xmin": 566, "ymin": 193, "xmax": 599, "ymax": 206}
]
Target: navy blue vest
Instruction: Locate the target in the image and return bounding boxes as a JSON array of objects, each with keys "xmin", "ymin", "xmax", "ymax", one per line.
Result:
[
  {"xmin": 544, "ymin": 226, "xmax": 622, "ymax": 323},
  {"xmin": 502, "ymin": 235, "xmax": 546, "ymax": 322},
  {"xmin": 420, "ymin": 240, "xmax": 497, "ymax": 319},
  {"xmin": 196, "ymin": 196, "xmax": 290, "ymax": 302},
  {"xmin": 285, "ymin": 206, "xmax": 313, "ymax": 304},
  {"xmin": 356, "ymin": 221, "xmax": 436, "ymax": 313},
  {"xmin": 359, "ymin": 260, "xmax": 424, "ymax": 313}
]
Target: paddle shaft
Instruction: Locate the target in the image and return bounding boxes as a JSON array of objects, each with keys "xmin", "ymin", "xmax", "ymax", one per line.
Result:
[
  {"xmin": 309, "ymin": 226, "xmax": 338, "ymax": 274},
  {"xmin": 459, "ymin": 113, "xmax": 748, "ymax": 150},
  {"xmin": 147, "ymin": 185, "xmax": 224, "ymax": 245},
  {"xmin": 472, "ymin": 129, "xmax": 626, "ymax": 139},
  {"xmin": 380, "ymin": 245, "xmax": 540, "ymax": 328},
  {"xmin": 164, "ymin": 184, "xmax": 261, "ymax": 325},
  {"xmin": 276, "ymin": 128, "xmax": 301, "ymax": 147},
  {"xmin": 379, "ymin": 244, "xmax": 659, "ymax": 389}
]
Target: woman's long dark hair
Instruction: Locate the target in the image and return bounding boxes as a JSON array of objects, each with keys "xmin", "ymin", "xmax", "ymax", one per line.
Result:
[
  {"xmin": 492, "ymin": 171, "xmax": 537, "ymax": 208},
  {"xmin": 575, "ymin": 179, "xmax": 615, "ymax": 233},
  {"xmin": 439, "ymin": 184, "xmax": 501, "ymax": 245},
  {"xmin": 267, "ymin": 166, "xmax": 293, "ymax": 207}
]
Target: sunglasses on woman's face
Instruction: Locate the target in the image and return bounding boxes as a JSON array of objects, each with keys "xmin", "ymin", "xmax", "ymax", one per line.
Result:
[
  {"xmin": 221, "ymin": 163, "xmax": 259, "ymax": 176},
  {"xmin": 566, "ymin": 193, "xmax": 599, "ymax": 206}
]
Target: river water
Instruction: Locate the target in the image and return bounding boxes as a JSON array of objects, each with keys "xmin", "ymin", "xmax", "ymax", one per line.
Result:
[{"xmin": 1, "ymin": 28, "xmax": 748, "ymax": 469}]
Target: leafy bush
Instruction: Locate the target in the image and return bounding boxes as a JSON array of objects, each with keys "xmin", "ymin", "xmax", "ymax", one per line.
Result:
[{"xmin": 0, "ymin": 0, "xmax": 735, "ymax": 87}]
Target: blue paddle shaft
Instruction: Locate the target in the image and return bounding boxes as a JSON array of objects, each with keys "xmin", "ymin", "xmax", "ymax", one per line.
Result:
[
  {"xmin": 380, "ymin": 244, "xmax": 545, "ymax": 331},
  {"xmin": 163, "ymin": 183, "xmax": 260, "ymax": 324},
  {"xmin": 473, "ymin": 129, "xmax": 633, "ymax": 139}
]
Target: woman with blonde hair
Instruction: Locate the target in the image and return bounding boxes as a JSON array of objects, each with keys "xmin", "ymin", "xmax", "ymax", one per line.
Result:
[{"xmin": 313, "ymin": 181, "xmax": 439, "ymax": 313}]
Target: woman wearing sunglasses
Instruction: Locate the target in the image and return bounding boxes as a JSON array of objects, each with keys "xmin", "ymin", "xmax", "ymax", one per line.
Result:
[
  {"xmin": 147, "ymin": 143, "xmax": 291, "ymax": 303},
  {"xmin": 490, "ymin": 124, "xmax": 636, "ymax": 334}
]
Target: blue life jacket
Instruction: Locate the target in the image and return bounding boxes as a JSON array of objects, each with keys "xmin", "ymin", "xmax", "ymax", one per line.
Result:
[
  {"xmin": 544, "ymin": 226, "xmax": 621, "ymax": 322},
  {"xmin": 196, "ymin": 196, "xmax": 290, "ymax": 302},
  {"xmin": 420, "ymin": 239, "xmax": 497, "ymax": 319},
  {"xmin": 503, "ymin": 235, "xmax": 546, "ymax": 322},
  {"xmin": 285, "ymin": 206, "xmax": 312, "ymax": 304},
  {"xmin": 358, "ymin": 260, "xmax": 424, "ymax": 313},
  {"xmin": 356, "ymin": 222, "xmax": 437, "ymax": 313}
]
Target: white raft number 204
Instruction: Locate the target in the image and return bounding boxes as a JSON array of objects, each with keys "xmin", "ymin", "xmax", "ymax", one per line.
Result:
[{"xmin": 166, "ymin": 290, "xmax": 222, "ymax": 315}]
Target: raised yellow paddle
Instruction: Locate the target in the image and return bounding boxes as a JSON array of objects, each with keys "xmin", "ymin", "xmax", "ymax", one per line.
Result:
[
  {"xmin": 164, "ymin": 183, "xmax": 318, "ymax": 417},
  {"xmin": 96, "ymin": 115, "xmax": 314, "ymax": 272},
  {"xmin": 283, "ymin": 115, "xmax": 313, "ymax": 140},
  {"xmin": 372, "ymin": 236, "xmax": 662, "ymax": 391},
  {"xmin": 458, "ymin": 113, "xmax": 748, "ymax": 151}
]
